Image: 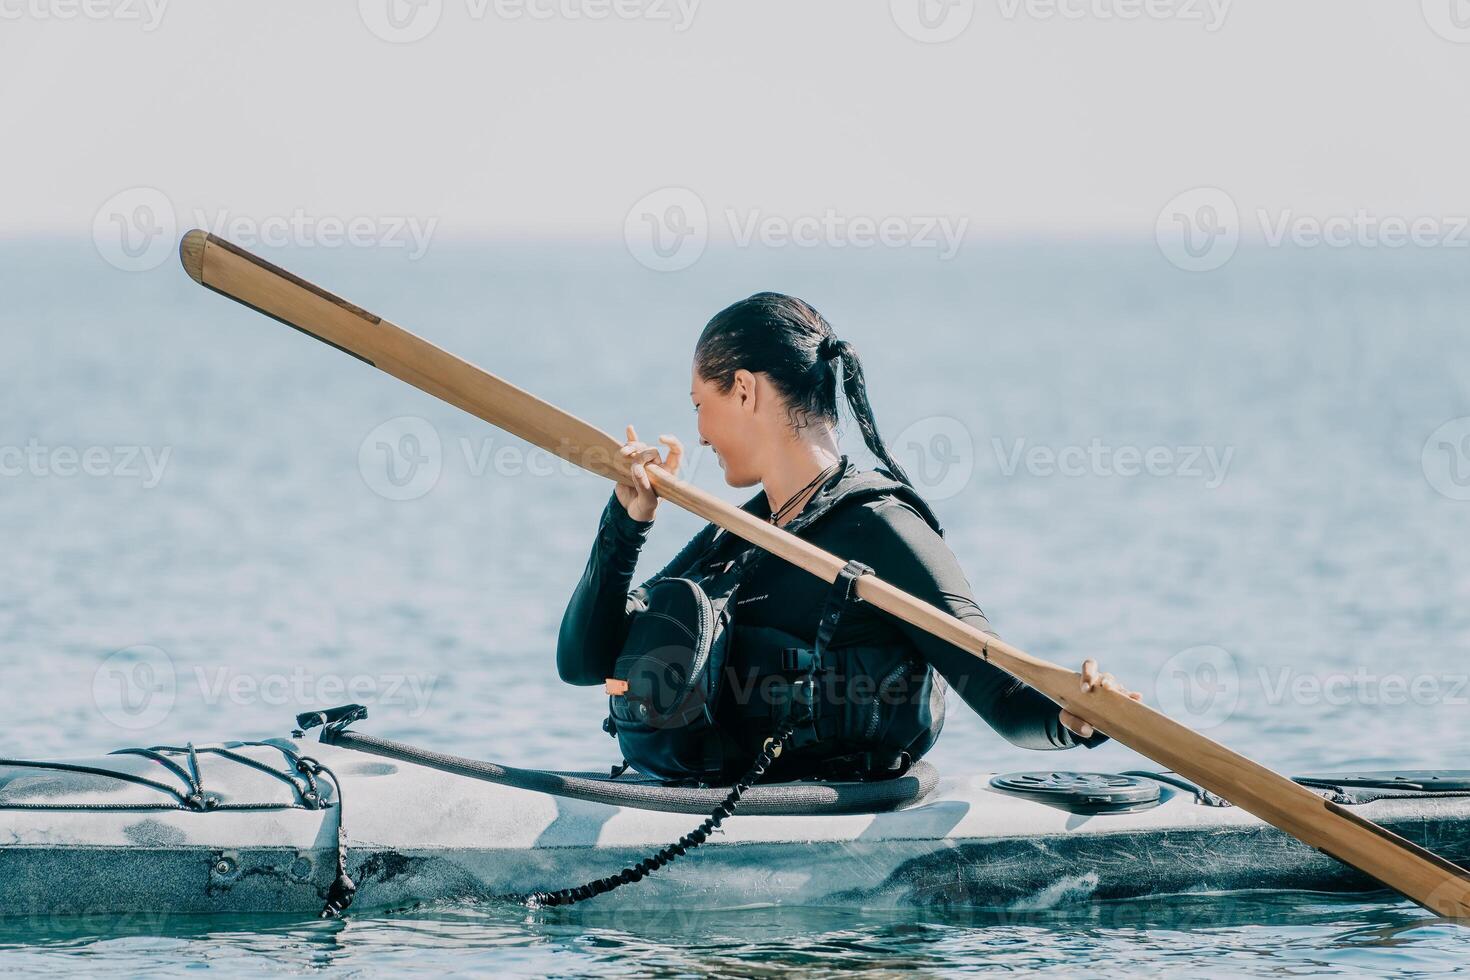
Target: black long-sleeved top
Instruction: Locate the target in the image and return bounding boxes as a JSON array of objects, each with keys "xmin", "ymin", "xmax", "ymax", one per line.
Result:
[{"xmin": 557, "ymin": 466, "xmax": 1104, "ymax": 752}]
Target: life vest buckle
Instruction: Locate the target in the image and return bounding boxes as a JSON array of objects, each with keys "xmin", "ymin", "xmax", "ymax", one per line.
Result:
[{"xmin": 780, "ymin": 647, "xmax": 824, "ymax": 674}]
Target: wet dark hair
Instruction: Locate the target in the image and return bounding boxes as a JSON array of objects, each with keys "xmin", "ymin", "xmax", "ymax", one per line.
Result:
[{"xmin": 694, "ymin": 292, "xmax": 913, "ymax": 487}]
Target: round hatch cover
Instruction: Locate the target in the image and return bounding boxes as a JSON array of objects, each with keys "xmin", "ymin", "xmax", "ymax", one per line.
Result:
[{"xmin": 989, "ymin": 771, "xmax": 1162, "ymax": 815}]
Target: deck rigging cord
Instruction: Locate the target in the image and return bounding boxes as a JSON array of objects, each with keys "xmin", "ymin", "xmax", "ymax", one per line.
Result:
[{"xmin": 0, "ymin": 737, "xmax": 354, "ymax": 918}]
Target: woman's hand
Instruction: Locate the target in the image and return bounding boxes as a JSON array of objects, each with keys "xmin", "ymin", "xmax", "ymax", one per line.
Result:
[
  {"xmin": 614, "ymin": 425, "xmax": 684, "ymax": 523},
  {"xmin": 1059, "ymin": 658, "xmax": 1143, "ymax": 740}
]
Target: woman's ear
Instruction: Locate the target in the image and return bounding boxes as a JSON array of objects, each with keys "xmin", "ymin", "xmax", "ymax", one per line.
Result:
[{"xmin": 732, "ymin": 369, "xmax": 759, "ymax": 414}]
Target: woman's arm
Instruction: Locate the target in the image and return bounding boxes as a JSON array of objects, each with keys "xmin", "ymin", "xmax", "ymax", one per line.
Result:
[
  {"xmin": 555, "ymin": 492, "xmax": 653, "ymax": 686},
  {"xmin": 848, "ymin": 498, "xmax": 1107, "ymax": 750},
  {"xmin": 554, "ymin": 490, "xmax": 718, "ymax": 686}
]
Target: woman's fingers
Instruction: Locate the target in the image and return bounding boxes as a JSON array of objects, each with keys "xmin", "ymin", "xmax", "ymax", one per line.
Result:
[
  {"xmin": 619, "ymin": 428, "xmax": 684, "ymax": 492},
  {"xmin": 622, "ymin": 446, "xmax": 660, "ymax": 465},
  {"xmin": 659, "ymin": 434, "xmax": 684, "ymax": 478},
  {"xmin": 1081, "ymin": 659, "xmax": 1146, "ymax": 700},
  {"xmin": 1067, "ymin": 659, "xmax": 1144, "ymax": 739},
  {"xmin": 1059, "ymin": 710, "xmax": 1095, "ymax": 739},
  {"xmin": 621, "ymin": 426, "xmax": 649, "ymax": 491},
  {"xmin": 620, "ymin": 425, "xmax": 654, "ymax": 491}
]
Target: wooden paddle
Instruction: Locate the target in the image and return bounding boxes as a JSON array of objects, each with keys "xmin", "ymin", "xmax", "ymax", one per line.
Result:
[{"xmin": 179, "ymin": 229, "xmax": 1470, "ymax": 920}]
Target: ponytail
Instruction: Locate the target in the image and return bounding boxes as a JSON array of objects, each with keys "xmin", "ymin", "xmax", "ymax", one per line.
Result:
[{"xmin": 830, "ymin": 339, "xmax": 913, "ymax": 488}]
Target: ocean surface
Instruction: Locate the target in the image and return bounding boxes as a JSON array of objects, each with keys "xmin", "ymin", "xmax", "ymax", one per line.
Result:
[{"xmin": 2, "ymin": 238, "xmax": 1469, "ymax": 975}]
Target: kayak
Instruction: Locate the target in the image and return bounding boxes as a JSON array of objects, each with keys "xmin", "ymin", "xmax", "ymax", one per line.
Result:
[
  {"xmin": 3, "ymin": 714, "xmax": 1468, "ymax": 917},
  {"xmin": 170, "ymin": 231, "xmax": 1470, "ymax": 918}
]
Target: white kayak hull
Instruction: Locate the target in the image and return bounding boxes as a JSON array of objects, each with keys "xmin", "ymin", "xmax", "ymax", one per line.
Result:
[{"xmin": 3, "ymin": 737, "xmax": 1469, "ymax": 916}]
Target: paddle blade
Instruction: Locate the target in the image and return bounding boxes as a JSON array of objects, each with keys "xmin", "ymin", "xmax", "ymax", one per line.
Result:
[{"xmin": 179, "ymin": 230, "xmax": 634, "ymax": 487}]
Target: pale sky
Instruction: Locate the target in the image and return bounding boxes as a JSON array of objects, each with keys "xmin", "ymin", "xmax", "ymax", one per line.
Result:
[{"xmin": 3, "ymin": 0, "xmax": 1469, "ymax": 240}]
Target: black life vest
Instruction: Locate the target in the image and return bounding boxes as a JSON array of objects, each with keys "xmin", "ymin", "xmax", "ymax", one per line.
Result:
[{"xmin": 604, "ymin": 463, "xmax": 948, "ymax": 785}]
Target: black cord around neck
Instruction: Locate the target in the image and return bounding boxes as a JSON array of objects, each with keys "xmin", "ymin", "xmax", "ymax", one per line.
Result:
[{"xmin": 770, "ymin": 458, "xmax": 842, "ymax": 525}]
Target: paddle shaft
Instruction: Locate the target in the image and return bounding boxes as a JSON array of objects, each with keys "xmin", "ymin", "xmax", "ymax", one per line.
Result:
[{"xmin": 180, "ymin": 230, "xmax": 1470, "ymax": 920}]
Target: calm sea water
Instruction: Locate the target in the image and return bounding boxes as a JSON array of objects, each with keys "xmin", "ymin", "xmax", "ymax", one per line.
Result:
[{"xmin": 2, "ymin": 238, "xmax": 1469, "ymax": 975}]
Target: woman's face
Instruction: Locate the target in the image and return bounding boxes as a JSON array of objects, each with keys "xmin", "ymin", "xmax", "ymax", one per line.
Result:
[{"xmin": 690, "ymin": 366, "xmax": 767, "ymax": 488}]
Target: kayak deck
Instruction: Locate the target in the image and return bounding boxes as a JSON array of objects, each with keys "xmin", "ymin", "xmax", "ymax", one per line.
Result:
[{"xmin": 3, "ymin": 732, "xmax": 1469, "ymax": 916}]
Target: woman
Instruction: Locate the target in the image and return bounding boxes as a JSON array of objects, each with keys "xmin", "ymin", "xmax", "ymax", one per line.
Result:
[{"xmin": 558, "ymin": 292, "xmax": 1140, "ymax": 783}]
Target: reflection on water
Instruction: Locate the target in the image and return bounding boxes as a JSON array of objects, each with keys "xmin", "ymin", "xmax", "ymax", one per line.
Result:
[{"xmin": 0, "ymin": 894, "xmax": 1460, "ymax": 976}]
